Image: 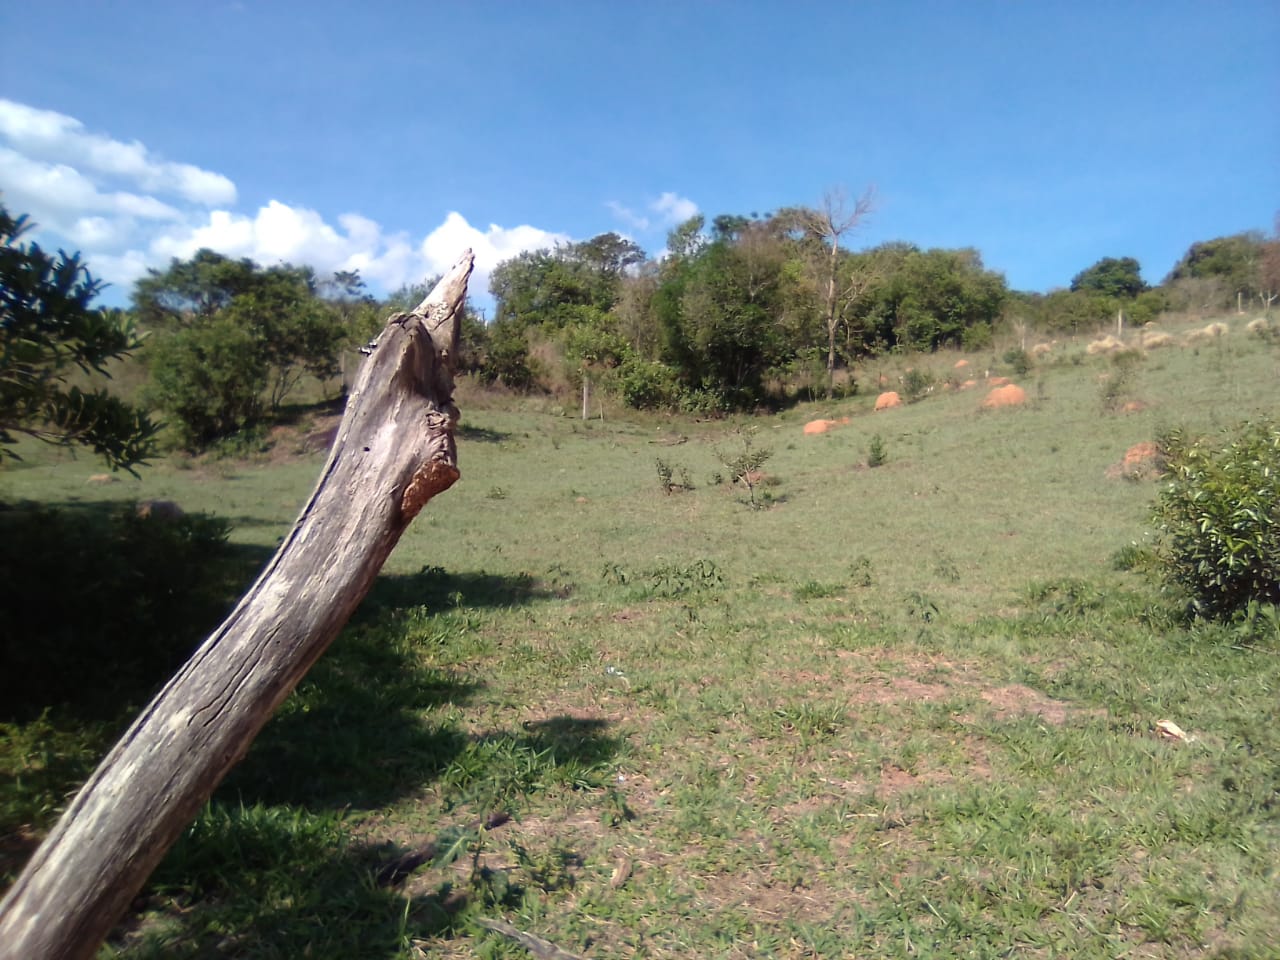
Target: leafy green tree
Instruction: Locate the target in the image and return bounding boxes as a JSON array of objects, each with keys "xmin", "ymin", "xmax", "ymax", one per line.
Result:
[
  {"xmin": 0, "ymin": 204, "xmax": 157, "ymax": 470},
  {"xmin": 145, "ymin": 316, "xmax": 269, "ymax": 447},
  {"xmin": 565, "ymin": 232, "xmax": 645, "ymax": 280},
  {"xmin": 1071, "ymin": 256, "xmax": 1147, "ymax": 298},
  {"xmin": 137, "ymin": 251, "xmax": 346, "ymax": 444},
  {"xmin": 1025, "ymin": 288, "xmax": 1117, "ymax": 336},
  {"xmin": 1128, "ymin": 287, "xmax": 1170, "ymax": 325},
  {"xmin": 862, "ymin": 245, "xmax": 1007, "ymax": 351},
  {"xmin": 133, "ymin": 248, "xmax": 263, "ymax": 327},
  {"xmin": 665, "ymin": 215, "xmax": 709, "ymax": 261},
  {"xmin": 1164, "ymin": 232, "xmax": 1265, "ymax": 305},
  {"xmin": 234, "ymin": 290, "xmax": 342, "ymax": 410},
  {"xmin": 486, "ymin": 234, "xmax": 647, "ymax": 393},
  {"xmin": 662, "ymin": 228, "xmax": 793, "ymax": 408},
  {"xmin": 490, "ymin": 235, "xmax": 638, "ymax": 330}
]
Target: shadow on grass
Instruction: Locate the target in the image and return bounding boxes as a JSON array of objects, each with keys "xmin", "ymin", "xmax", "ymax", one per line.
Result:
[
  {"xmin": 219, "ymin": 624, "xmax": 481, "ymax": 811},
  {"xmin": 114, "ymin": 804, "xmax": 437, "ymax": 960},
  {"xmin": 0, "ymin": 498, "xmax": 271, "ymax": 723},
  {"xmin": 355, "ymin": 565, "xmax": 557, "ymax": 618},
  {"xmin": 220, "ymin": 513, "xmax": 291, "ymax": 529},
  {"xmin": 117, "ymin": 714, "xmax": 624, "ymax": 959},
  {"xmin": 457, "ymin": 423, "xmax": 511, "ymax": 444},
  {"xmin": 223, "ymin": 564, "xmax": 558, "ymax": 810}
]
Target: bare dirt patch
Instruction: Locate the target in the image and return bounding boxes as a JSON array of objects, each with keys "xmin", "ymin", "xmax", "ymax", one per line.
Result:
[
  {"xmin": 786, "ymin": 649, "xmax": 1091, "ymax": 726},
  {"xmin": 979, "ymin": 684, "xmax": 1075, "ymax": 723}
]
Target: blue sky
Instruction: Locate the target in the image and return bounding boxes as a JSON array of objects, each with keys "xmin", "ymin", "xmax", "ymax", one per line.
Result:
[{"xmin": 2, "ymin": 1, "xmax": 1276, "ymax": 312}]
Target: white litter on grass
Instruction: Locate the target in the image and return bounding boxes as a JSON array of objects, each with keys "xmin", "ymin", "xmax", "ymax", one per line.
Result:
[{"xmin": 1156, "ymin": 719, "xmax": 1194, "ymax": 742}]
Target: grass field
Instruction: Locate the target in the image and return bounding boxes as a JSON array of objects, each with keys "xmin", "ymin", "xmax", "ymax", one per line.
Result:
[{"xmin": 3, "ymin": 317, "xmax": 1279, "ymax": 958}]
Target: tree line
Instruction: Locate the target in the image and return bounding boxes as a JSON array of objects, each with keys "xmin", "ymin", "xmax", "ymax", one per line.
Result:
[
  {"xmin": 2, "ymin": 197, "xmax": 1277, "ymax": 466},
  {"xmin": 479, "ymin": 199, "xmax": 1279, "ymax": 412}
]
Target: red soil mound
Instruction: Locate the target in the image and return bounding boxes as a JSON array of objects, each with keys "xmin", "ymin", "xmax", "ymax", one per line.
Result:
[{"xmin": 981, "ymin": 384, "xmax": 1027, "ymax": 409}]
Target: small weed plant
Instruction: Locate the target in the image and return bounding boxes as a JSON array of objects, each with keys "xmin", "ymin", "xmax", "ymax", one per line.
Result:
[
  {"xmin": 653, "ymin": 456, "xmax": 692, "ymax": 494},
  {"xmin": 867, "ymin": 433, "xmax": 887, "ymax": 468},
  {"xmin": 605, "ymin": 558, "xmax": 724, "ymax": 599},
  {"xmin": 1153, "ymin": 419, "xmax": 1280, "ymax": 620},
  {"xmin": 1098, "ymin": 348, "xmax": 1143, "ymax": 412},
  {"xmin": 715, "ymin": 428, "xmax": 773, "ymax": 507}
]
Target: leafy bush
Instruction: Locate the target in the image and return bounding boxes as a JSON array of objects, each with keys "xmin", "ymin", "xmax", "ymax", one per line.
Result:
[
  {"xmin": 145, "ymin": 317, "xmax": 269, "ymax": 448},
  {"xmin": 900, "ymin": 368, "xmax": 935, "ymax": 403},
  {"xmin": 867, "ymin": 433, "xmax": 887, "ymax": 468},
  {"xmin": 1002, "ymin": 347, "xmax": 1033, "ymax": 377},
  {"xmin": 715, "ymin": 429, "xmax": 773, "ymax": 507},
  {"xmin": 1153, "ymin": 420, "xmax": 1280, "ymax": 619},
  {"xmin": 478, "ymin": 319, "xmax": 539, "ymax": 391},
  {"xmin": 1, "ymin": 203, "xmax": 158, "ymax": 469},
  {"xmin": 676, "ymin": 387, "xmax": 729, "ymax": 417},
  {"xmin": 618, "ymin": 357, "xmax": 680, "ymax": 409},
  {"xmin": 642, "ymin": 559, "xmax": 724, "ymax": 597}
]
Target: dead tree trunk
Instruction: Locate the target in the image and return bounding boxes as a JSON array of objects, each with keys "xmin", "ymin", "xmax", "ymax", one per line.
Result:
[{"xmin": 0, "ymin": 251, "xmax": 475, "ymax": 960}]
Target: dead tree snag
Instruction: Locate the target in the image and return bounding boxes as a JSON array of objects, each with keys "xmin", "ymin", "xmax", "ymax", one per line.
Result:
[{"xmin": 0, "ymin": 251, "xmax": 475, "ymax": 960}]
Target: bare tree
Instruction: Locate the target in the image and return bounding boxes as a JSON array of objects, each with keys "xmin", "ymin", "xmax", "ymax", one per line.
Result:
[{"xmin": 782, "ymin": 187, "xmax": 877, "ymax": 397}]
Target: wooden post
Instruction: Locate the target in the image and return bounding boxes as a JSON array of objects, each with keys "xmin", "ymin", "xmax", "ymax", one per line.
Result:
[{"xmin": 0, "ymin": 251, "xmax": 475, "ymax": 960}]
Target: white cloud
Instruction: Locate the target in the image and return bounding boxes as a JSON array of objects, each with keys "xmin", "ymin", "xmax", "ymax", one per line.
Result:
[
  {"xmin": 0, "ymin": 98, "xmax": 567, "ymax": 306},
  {"xmin": 608, "ymin": 192, "xmax": 699, "ymax": 233},
  {"xmin": 606, "ymin": 200, "xmax": 650, "ymax": 231},
  {"xmin": 87, "ymin": 249, "xmax": 155, "ymax": 293},
  {"xmin": 651, "ymin": 191, "xmax": 699, "ymax": 224},
  {"xmin": 145, "ymin": 204, "xmax": 564, "ymax": 304},
  {"xmin": 0, "ymin": 98, "xmax": 235, "ymax": 205},
  {"xmin": 421, "ymin": 211, "xmax": 568, "ymax": 292},
  {"xmin": 0, "ymin": 146, "xmax": 184, "ymax": 244}
]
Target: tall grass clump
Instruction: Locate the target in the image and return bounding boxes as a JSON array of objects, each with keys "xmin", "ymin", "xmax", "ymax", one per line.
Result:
[{"xmin": 1153, "ymin": 419, "xmax": 1280, "ymax": 621}]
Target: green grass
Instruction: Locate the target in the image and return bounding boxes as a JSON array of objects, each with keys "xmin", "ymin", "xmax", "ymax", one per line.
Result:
[{"xmin": 3, "ymin": 316, "xmax": 1280, "ymax": 958}]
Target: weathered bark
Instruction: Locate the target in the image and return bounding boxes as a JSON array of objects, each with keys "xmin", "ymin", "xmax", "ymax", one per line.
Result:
[{"xmin": 0, "ymin": 250, "xmax": 475, "ymax": 960}]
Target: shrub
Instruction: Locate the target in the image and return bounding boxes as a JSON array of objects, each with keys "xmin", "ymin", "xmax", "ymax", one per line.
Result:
[
  {"xmin": 715, "ymin": 428, "xmax": 773, "ymax": 507},
  {"xmin": 655, "ymin": 456, "xmax": 692, "ymax": 494},
  {"xmin": 1098, "ymin": 348, "xmax": 1143, "ymax": 412},
  {"xmin": 618, "ymin": 357, "xmax": 680, "ymax": 409},
  {"xmin": 1152, "ymin": 419, "xmax": 1280, "ymax": 619},
  {"xmin": 1002, "ymin": 347, "xmax": 1033, "ymax": 377},
  {"xmin": 867, "ymin": 433, "xmax": 887, "ymax": 468},
  {"xmin": 900, "ymin": 368, "xmax": 935, "ymax": 403},
  {"xmin": 145, "ymin": 317, "xmax": 269, "ymax": 448}
]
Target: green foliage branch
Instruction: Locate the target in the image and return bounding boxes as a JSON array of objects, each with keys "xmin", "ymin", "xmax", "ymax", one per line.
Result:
[
  {"xmin": 1153, "ymin": 419, "xmax": 1280, "ymax": 620},
  {"xmin": 0, "ymin": 204, "xmax": 158, "ymax": 470},
  {"xmin": 715, "ymin": 428, "xmax": 774, "ymax": 508}
]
